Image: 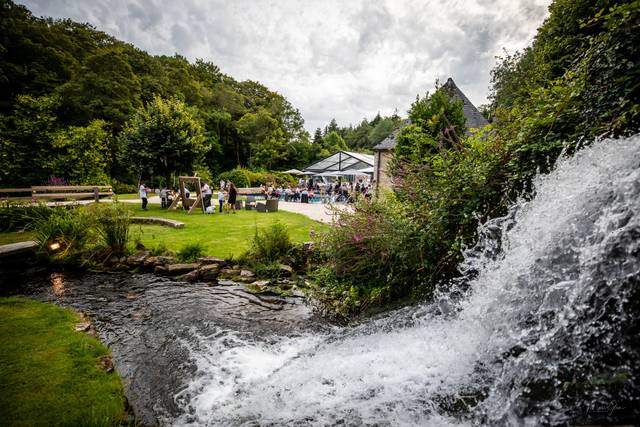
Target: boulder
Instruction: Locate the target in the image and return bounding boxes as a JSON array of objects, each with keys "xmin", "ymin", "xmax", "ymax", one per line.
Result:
[
  {"xmin": 165, "ymin": 263, "xmax": 199, "ymax": 276},
  {"xmin": 107, "ymin": 255, "xmax": 120, "ymax": 266},
  {"xmin": 155, "ymin": 256, "xmax": 176, "ymax": 265},
  {"xmin": 253, "ymin": 279, "xmax": 271, "ymax": 288},
  {"xmin": 114, "ymin": 263, "xmax": 130, "ymax": 271},
  {"xmin": 198, "ymin": 256, "xmax": 226, "ymax": 266},
  {"xmin": 74, "ymin": 322, "xmax": 91, "ymax": 332},
  {"xmin": 143, "ymin": 256, "xmax": 158, "ymax": 268},
  {"xmin": 177, "ymin": 270, "xmax": 200, "ymax": 283},
  {"xmin": 154, "ymin": 265, "xmax": 168, "ymax": 275},
  {"xmin": 126, "ymin": 250, "xmax": 149, "ymax": 266},
  {"xmin": 219, "ymin": 268, "xmax": 241, "ymax": 277},
  {"xmin": 278, "ymin": 264, "xmax": 294, "ymax": 277},
  {"xmin": 240, "ymin": 269, "xmax": 255, "ymax": 278},
  {"xmin": 199, "ymin": 264, "xmax": 220, "ymax": 281}
]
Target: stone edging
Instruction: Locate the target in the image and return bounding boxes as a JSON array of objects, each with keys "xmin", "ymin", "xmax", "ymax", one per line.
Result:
[{"xmin": 130, "ymin": 217, "xmax": 185, "ymax": 228}]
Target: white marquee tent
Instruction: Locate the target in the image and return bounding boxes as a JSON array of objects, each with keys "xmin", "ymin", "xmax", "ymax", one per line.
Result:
[{"xmin": 303, "ymin": 151, "xmax": 374, "ymax": 176}]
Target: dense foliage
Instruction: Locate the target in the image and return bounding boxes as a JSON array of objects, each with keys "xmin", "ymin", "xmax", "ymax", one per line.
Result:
[
  {"xmin": 28, "ymin": 203, "xmax": 131, "ymax": 261},
  {"xmin": 0, "ymin": 0, "xmax": 317, "ymax": 187},
  {"xmin": 313, "ymin": 113, "xmax": 403, "ymax": 154},
  {"xmin": 314, "ymin": 0, "xmax": 640, "ymax": 317}
]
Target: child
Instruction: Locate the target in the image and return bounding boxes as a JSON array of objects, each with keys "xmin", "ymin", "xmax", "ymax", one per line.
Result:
[{"xmin": 217, "ymin": 188, "xmax": 225, "ymax": 213}]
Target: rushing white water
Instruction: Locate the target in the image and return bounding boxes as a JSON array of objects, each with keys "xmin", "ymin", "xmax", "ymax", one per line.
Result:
[{"xmin": 173, "ymin": 135, "xmax": 640, "ymax": 426}]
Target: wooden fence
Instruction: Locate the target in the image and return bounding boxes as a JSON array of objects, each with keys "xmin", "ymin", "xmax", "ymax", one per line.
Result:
[{"xmin": 0, "ymin": 185, "xmax": 113, "ymax": 202}]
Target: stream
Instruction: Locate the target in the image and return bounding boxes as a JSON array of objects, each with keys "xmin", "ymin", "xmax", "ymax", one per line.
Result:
[{"xmin": 2, "ymin": 134, "xmax": 640, "ymax": 425}]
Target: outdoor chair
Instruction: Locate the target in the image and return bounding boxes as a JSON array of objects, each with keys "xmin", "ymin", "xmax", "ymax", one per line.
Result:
[
  {"xmin": 245, "ymin": 196, "xmax": 256, "ymax": 210},
  {"xmin": 266, "ymin": 199, "xmax": 279, "ymax": 212}
]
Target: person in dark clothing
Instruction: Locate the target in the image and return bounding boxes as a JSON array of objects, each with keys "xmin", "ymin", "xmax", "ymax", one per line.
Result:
[{"xmin": 227, "ymin": 182, "xmax": 238, "ymax": 214}]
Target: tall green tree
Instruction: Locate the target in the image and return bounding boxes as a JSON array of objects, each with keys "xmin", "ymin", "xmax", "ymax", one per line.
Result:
[
  {"xmin": 120, "ymin": 96, "xmax": 207, "ymax": 185},
  {"xmin": 395, "ymin": 89, "xmax": 466, "ymax": 162}
]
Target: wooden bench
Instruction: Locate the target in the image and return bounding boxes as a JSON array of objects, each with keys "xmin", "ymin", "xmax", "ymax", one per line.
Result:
[{"xmin": 31, "ymin": 185, "xmax": 113, "ymax": 201}]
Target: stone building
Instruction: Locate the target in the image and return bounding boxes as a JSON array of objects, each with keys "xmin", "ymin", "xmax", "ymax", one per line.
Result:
[{"xmin": 373, "ymin": 78, "xmax": 489, "ymax": 191}]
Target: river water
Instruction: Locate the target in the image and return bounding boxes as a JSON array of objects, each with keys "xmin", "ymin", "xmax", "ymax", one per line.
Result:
[{"xmin": 3, "ymin": 135, "xmax": 640, "ymax": 425}]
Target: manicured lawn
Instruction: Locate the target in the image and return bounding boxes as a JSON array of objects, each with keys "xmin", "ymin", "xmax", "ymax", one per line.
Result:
[
  {"xmin": 129, "ymin": 203, "xmax": 326, "ymax": 258},
  {"xmin": 0, "ymin": 231, "xmax": 34, "ymax": 245},
  {"xmin": 113, "ymin": 193, "xmax": 139, "ymax": 200},
  {"xmin": 0, "ymin": 297, "xmax": 127, "ymax": 426}
]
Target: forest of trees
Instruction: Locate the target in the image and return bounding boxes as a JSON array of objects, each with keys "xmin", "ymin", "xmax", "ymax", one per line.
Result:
[{"xmin": 0, "ymin": 0, "xmax": 334, "ymax": 189}]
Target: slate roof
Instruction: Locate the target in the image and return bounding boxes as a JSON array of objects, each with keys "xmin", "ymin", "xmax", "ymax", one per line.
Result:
[
  {"xmin": 442, "ymin": 77, "xmax": 489, "ymax": 131},
  {"xmin": 373, "ymin": 78, "xmax": 488, "ymax": 151}
]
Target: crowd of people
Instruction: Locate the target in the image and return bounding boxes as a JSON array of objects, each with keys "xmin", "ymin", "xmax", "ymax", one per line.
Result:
[
  {"xmin": 139, "ymin": 180, "xmax": 239, "ymax": 213},
  {"xmin": 261, "ymin": 177, "xmax": 373, "ymax": 204},
  {"xmin": 138, "ymin": 176, "xmax": 373, "ymax": 211}
]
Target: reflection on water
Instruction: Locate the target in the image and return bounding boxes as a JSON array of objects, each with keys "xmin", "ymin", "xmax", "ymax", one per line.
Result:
[{"xmin": 49, "ymin": 273, "xmax": 65, "ymax": 297}]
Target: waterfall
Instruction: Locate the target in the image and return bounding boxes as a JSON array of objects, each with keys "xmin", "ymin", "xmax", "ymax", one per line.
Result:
[{"xmin": 174, "ymin": 135, "xmax": 640, "ymax": 426}]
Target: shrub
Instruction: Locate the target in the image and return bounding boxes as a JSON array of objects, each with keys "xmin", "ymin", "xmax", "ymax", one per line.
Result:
[
  {"xmin": 217, "ymin": 167, "xmax": 297, "ymax": 188},
  {"xmin": 27, "ymin": 207, "xmax": 91, "ymax": 261},
  {"xmin": 217, "ymin": 168, "xmax": 251, "ymax": 188},
  {"xmin": 177, "ymin": 242, "xmax": 205, "ymax": 262},
  {"xmin": 0, "ymin": 202, "xmax": 53, "ymax": 232},
  {"xmin": 111, "ymin": 180, "xmax": 138, "ymax": 195},
  {"xmin": 87, "ymin": 204, "xmax": 130, "ymax": 256},
  {"xmin": 150, "ymin": 242, "xmax": 171, "ymax": 256},
  {"xmin": 247, "ymin": 222, "xmax": 292, "ymax": 264}
]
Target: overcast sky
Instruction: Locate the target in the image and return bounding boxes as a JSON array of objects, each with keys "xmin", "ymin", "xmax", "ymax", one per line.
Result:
[{"xmin": 23, "ymin": 0, "xmax": 550, "ymax": 132}]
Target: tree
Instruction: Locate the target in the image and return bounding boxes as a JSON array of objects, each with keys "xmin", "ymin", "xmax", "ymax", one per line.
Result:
[
  {"xmin": 51, "ymin": 120, "xmax": 111, "ymax": 184},
  {"xmin": 369, "ymin": 117, "xmax": 398, "ymax": 146},
  {"xmin": 395, "ymin": 88, "xmax": 466, "ymax": 162},
  {"xmin": 313, "ymin": 128, "xmax": 323, "ymax": 145},
  {"xmin": 322, "ymin": 131, "xmax": 348, "ymax": 154},
  {"xmin": 120, "ymin": 96, "xmax": 207, "ymax": 185},
  {"xmin": 236, "ymin": 108, "xmax": 287, "ymax": 170}
]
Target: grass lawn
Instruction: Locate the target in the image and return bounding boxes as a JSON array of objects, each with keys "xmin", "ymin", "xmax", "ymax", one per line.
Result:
[
  {"xmin": 113, "ymin": 193, "xmax": 138, "ymax": 200},
  {"xmin": 0, "ymin": 297, "xmax": 127, "ymax": 426},
  {"xmin": 0, "ymin": 231, "xmax": 34, "ymax": 245},
  {"xmin": 129, "ymin": 203, "xmax": 327, "ymax": 258}
]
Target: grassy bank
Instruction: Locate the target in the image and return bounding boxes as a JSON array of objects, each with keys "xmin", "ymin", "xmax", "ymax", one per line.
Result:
[
  {"xmin": 130, "ymin": 204, "xmax": 326, "ymax": 258},
  {"xmin": 0, "ymin": 297, "xmax": 127, "ymax": 426}
]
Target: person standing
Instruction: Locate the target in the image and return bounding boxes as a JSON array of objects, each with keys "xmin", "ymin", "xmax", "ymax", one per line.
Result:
[
  {"xmin": 220, "ymin": 179, "xmax": 226, "ymax": 191},
  {"xmin": 217, "ymin": 188, "xmax": 225, "ymax": 213},
  {"xmin": 202, "ymin": 182, "xmax": 212, "ymax": 208},
  {"xmin": 139, "ymin": 182, "xmax": 149, "ymax": 210},
  {"xmin": 227, "ymin": 182, "xmax": 238, "ymax": 214}
]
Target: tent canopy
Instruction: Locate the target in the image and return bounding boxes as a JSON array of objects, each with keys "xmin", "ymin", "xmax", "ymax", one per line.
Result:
[
  {"xmin": 303, "ymin": 151, "xmax": 374, "ymax": 174},
  {"xmin": 283, "ymin": 168, "xmax": 304, "ymax": 175}
]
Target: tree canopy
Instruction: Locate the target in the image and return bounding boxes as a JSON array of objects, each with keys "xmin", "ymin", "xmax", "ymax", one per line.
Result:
[{"xmin": 0, "ymin": 0, "xmax": 315, "ymax": 187}]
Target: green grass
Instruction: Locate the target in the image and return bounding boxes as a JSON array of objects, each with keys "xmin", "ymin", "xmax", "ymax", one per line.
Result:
[
  {"xmin": 0, "ymin": 231, "xmax": 34, "ymax": 245},
  {"xmin": 129, "ymin": 204, "xmax": 326, "ymax": 258},
  {"xmin": 0, "ymin": 297, "xmax": 127, "ymax": 426},
  {"xmin": 113, "ymin": 193, "xmax": 139, "ymax": 200}
]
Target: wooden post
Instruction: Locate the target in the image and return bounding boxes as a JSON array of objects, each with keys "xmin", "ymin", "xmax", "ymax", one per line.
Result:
[
  {"xmin": 179, "ymin": 179, "xmax": 187, "ymax": 211},
  {"xmin": 93, "ymin": 187, "xmax": 99, "ymax": 202}
]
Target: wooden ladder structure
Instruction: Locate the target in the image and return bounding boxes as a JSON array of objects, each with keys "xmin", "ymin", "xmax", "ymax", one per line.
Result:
[{"xmin": 168, "ymin": 176, "xmax": 205, "ymax": 214}]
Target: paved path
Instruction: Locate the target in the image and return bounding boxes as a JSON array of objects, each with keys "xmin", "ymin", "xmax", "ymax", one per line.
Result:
[{"xmin": 276, "ymin": 201, "xmax": 350, "ymax": 224}]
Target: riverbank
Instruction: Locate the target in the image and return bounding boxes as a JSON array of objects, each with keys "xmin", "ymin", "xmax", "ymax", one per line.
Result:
[
  {"xmin": 1, "ymin": 269, "xmax": 326, "ymax": 425},
  {"xmin": 0, "ymin": 297, "xmax": 127, "ymax": 426}
]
